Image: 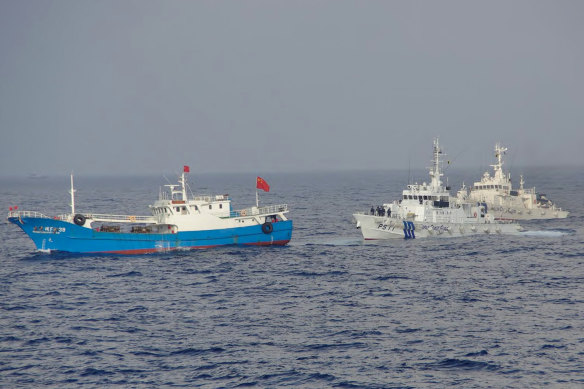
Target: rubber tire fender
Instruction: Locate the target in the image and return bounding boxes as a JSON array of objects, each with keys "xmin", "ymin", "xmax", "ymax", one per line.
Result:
[
  {"xmin": 261, "ymin": 222, "xmax": 273, "ymax": 234},
  {"xmin": 73, "ymin": 214, "xmax": 86, "ymax": 226}
]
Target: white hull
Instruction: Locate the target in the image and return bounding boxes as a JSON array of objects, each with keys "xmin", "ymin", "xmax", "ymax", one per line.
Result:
[
  {"xmin": 354, "ymin": 213, "xmax": 523, "ymax": 240},
  {"xmin": 489, "ymin": 206, "xmax": 569, "ymax": 220}
]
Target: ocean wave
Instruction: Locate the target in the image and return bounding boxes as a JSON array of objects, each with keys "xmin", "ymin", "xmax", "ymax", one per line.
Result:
[
  {"xmin": 421, "ymin": 358, "xmax": 501, "ymax": 372},
  {"xmin": 520, "ymin": 230, "xmax": 571, "ymax": 237}
]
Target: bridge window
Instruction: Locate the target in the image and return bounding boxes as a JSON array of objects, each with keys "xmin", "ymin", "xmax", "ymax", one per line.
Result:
[
  {"xmin": 209, "ymin": 205, "xmax": 212, "ymax": 210},
  {"xmin": 219, "ymin": 204, "xmax": 223, "ymax": 209}
]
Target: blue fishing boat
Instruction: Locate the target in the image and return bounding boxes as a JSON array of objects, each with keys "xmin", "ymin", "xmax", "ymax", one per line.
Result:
[{"xmin": 7, "ymin": 167, "xmax": 292, "ymax": 254}]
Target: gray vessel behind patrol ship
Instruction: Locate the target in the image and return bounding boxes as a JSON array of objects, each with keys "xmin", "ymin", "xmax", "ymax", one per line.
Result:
[{"xmin": 456, "ymin": 143, "xmax": 569, "ymax": 220}]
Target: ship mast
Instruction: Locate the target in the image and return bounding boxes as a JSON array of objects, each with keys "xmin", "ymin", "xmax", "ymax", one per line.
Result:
[
  {"xmin": 70, "ymin": 173, "xmax": 76, "ymax": 215},
  {"xmin": 429, "ymin": 138, "xmax": 444, "ymax": 190},
  {"xmin": 178, "ymin": 170, "xmax": 188, "ymax": 200},
  {"xmin": 492, "ymin": 143, "xmax": 508, "ymax": 181}
]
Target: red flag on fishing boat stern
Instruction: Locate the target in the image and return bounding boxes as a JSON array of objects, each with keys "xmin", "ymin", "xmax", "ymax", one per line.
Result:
[
  {"xmin": 256, "ymin": 177, "xmax": 270, "ymax": 192},
  {"xmin": 183, "ymin": 165, "xmax": 190, "ymax": 173}
]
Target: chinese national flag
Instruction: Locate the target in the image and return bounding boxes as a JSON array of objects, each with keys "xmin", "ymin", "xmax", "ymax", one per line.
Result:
[
  {"xmin": 183, "ymin": 165, "xmax": 190, "ymax": 173},
  {"xmin": 256, "ymin": 177, "xmax": 270, "ymax": 192}
]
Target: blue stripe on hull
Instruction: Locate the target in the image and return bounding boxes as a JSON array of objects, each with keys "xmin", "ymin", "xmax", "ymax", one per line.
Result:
[{"xmin": 8, "ymin": 217, "xmax": 293, "ymax": 254}]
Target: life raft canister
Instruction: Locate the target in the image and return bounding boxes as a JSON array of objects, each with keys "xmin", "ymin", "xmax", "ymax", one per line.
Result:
[
  {"xmin": 73, "ymin": 214, "xmax": 86, "ymax": 226},
  {"xmin": 261, "ymin": 222, "xmax": 273, "ymax": 234}
]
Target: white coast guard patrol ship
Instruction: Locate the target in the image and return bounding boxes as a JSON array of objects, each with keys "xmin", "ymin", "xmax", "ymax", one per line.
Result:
[
  {"xmin": 353, "ymin": 139, "xmax": 522, "ymax": 239},
  {"xmin": 458, "ymin": 144, "xmax": 569, "ymax": 220},
  {"xmin": 8, "ymin": 167, "xmax": 292, "ymax": 254}
]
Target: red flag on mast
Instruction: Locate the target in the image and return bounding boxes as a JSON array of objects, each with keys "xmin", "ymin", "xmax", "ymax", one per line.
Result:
[
  {"xmin": 256, "ymin": 177, "xmax": 270, "ymax": 192},
  {"xmin": 183, "ymin": 165, "xmax": 190, "ymax": 173}
]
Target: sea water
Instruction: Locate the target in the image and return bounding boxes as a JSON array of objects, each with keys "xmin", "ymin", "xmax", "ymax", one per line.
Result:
[{"xmin": 1, "ymin": 168, "xmax": 583, "ymax": 388}]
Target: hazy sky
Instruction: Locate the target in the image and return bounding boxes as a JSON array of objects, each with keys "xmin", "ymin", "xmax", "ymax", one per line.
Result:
[{"xmin": 1, "ymin": 0, "xmax": 583, "ymax": 176}]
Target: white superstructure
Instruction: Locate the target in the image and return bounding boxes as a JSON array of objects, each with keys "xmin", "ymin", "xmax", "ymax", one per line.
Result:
[
  {"xmin": 458, "ymin": 144, "xmax": 568, "ymax": 220},
  {"xmin": 64, "ymin": 170, "xmax": 289, "ymax": 234},
  {"xmin": 146, "ymin": 171, "xmax": 289, "ymax": 232},
  {"xmin": 353, "ymin": 139, "xmax": 522, "ymax": 239}
]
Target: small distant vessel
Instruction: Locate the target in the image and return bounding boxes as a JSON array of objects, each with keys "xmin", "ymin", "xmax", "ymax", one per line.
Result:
[
  {"xmin": 457, "ymin": 144, "xmax": 569, "ymax": 220},
  {"xmin": 27, "ymin": 173, "xmax": 48, "ymax": 180},
  {"xmin": 7, "ymin": 167, "xmax": 292, "ymax": 254},
  {"xmin": 353, "ymin": 139, "xmax": 522, "ymax": 239}
]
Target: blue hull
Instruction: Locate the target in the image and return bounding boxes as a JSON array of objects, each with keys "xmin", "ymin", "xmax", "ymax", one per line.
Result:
[{"xmin": 8, "ymin": 217, "xmax": 293, "ymax": 254}]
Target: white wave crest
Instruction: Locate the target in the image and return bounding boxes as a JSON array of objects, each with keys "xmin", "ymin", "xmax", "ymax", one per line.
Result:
[{"xmin": 520, "ymin": 230, "xmax": 569, "ymax": 238}]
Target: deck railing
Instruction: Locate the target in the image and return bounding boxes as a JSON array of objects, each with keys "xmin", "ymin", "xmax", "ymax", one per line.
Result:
[
  {"xmin": 7, "ymin": 210, "xmax": 156, "ymax": 224},
  {"xmin": 231, "ymin": 204, "xmax": 288, "ymax": 218},
  {"xmin": 10, "ymin": 205, "xmax": 286, "ymax": 223},
  {"xmin": 192, "ymin": 195, "xmax": 230, "ymax": 202},
  {"xmin": 86, "ymin": 213, "xmax": 157, "ymax": 223},
  {"xmin": 7, "ymin": 210, "xmax": 51, "ymax": 219}
]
